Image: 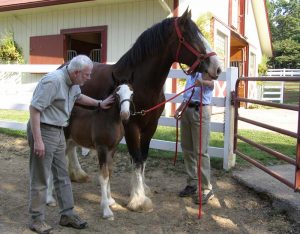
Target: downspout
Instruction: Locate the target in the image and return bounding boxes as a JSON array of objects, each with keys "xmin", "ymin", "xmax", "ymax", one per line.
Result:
[{"xmin": 158, "ymin": 0, "xmax": 172, "ymax": 15}]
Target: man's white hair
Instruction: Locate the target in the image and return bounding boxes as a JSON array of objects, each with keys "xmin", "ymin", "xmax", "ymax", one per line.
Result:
[{"xmin": 68, "ymin": 55, "xmax": 93, "ymax": 72}]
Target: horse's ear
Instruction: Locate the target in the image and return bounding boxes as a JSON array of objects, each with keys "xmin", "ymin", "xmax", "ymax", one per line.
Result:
[{"xmin": 180, "ymin": 7, "xmax": 192, "ymax": 24}]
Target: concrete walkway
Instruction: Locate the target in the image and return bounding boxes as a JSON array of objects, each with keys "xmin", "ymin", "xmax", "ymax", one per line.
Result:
[
  {"xmin": 233, "ymin": 165, "xmax": 300, "ymax": 224},
  {"xmin": 229, "ymin": 108, "xmax": 299, "ymax": 224}
]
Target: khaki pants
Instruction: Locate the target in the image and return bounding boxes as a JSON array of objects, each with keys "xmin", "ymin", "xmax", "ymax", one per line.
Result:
[
  {"xmin": 27, "ymin": 123, "xmax": 74, "ymax": 221},
  {"xmin": 180, "ymin": 105, "xmax": 212, "ymax": 193}
]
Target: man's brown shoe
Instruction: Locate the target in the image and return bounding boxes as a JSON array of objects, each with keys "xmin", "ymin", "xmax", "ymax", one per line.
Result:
[
  {"xmin": 29, "ymin": 220, "xmax": 53, "ymax": 234},
  {"xmin": 193, "ymin": 190, "xmax": 214, "ymax": 204},
  {"xmin": 59, "ymin": 214, "xmax": 88, "ymax": 229}
]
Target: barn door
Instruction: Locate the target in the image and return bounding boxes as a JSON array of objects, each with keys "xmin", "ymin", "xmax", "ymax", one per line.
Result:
[{"xmin": 30, "ymin": 34, "xmax": 66, "ymax": 64}]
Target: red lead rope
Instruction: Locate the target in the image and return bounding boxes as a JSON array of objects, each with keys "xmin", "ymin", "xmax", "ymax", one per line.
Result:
[
  {"xmin": 140, "ymin": 85, "xmax": 196, "ymax": 115},
  {"xmin": 198, "ymin": 85, "xmax": 203, "ymax": 218}
]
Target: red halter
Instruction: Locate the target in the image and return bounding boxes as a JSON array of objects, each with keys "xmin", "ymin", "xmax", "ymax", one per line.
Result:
[{"xmin": 174, "ymin": 18, "xmax": 216, "ymax": 75}]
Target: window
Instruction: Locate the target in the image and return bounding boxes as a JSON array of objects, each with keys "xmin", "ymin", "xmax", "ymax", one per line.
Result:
[{"xmin": 215, "ymin": 31, "xmax": 228, "ymax": 71}]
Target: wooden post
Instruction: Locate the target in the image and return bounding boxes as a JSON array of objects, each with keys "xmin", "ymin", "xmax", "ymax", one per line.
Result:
[{"xmin": 223, "ymin": 67, "xmax": 238, "ymax": 170}]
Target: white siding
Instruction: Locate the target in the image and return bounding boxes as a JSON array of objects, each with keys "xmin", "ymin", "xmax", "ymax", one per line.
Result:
[
  {"xmin": 180, "ymin": 0, "xmax": 229, "ymax": 24},
  {"xmin": 0, "ymin": 0, "xmax": 170, "ymax": 63}
]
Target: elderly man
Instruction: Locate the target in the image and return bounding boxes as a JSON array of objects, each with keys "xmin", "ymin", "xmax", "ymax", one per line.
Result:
[{"xmin": 27, "ymin": 55, "xmax": 114, "ymax": 234}]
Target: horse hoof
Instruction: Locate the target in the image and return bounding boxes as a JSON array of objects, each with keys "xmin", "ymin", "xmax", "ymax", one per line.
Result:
[
  {"xmin": 70, "ymin": 173, "xmax": 90, "ymax": 183},
  {"xmin": 102, "ymin": 210, "xmax": 114, "ymax": 220},
  {"xmin": 104, "ymin": 216, "xmax": 114, "ymax": 221},
  {"xmin": 142, "ymin": 197, "xmax": 153, "ymax": 213},
  {"xmin": 127, "ymin": 197, "xmax": 153, "ymax": 213},
  {"xmin": 109, "ymin": 198, "xmax": 116, "ymax": 207}
]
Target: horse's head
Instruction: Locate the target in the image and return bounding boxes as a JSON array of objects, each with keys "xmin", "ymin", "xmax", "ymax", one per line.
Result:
[
  {"xmin": 112, "ymin": 72, "xmax": 134, "ymax": 121},
  {"xmin": 173, "ymin": 9, "xmax": 222, "ymax": 80}
]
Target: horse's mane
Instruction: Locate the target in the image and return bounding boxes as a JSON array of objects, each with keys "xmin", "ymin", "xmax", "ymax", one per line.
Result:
[{"xmin": 115, "ymin": 17, "xmax": 174, "ymax": 71}]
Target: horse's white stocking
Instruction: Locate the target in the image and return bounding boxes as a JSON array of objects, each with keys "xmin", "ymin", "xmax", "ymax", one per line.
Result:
[
  {"xmin": 107, "ymin": 181, "xmax": 116, "ymax": 206},
  {"xmin": 99, "ymin": 175, "xmax": 114, "ymax": 220},
  {"xmin": 142, "ymin": 162, "xmax": 151, "ymax": 195},
  {"xmin": 46, "ymin": 172, "xmax": 56, "ymax": 206},
  {"xmin": 67, "ymin": 140, "xmax": 89, "ymax": 182},
  {"xmin": 127, "ymin": 168, "xmax": 153, "ymax": 212}
]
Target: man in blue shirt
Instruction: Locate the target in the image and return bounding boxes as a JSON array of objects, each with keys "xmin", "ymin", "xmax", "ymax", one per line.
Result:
[{"xmin": 174, "ymin": 72, "xmax": 214, "ymax": 204}]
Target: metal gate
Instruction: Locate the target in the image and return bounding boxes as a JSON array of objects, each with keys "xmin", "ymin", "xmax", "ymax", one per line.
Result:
[{"xmin": 233, "ymin": 76, "xmax": 300, "ymax": 192}]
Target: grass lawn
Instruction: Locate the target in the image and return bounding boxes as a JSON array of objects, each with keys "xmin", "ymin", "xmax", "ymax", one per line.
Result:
[{"xmin": 0, "ymin": 109, "xmax": 29, "ymax": 123}]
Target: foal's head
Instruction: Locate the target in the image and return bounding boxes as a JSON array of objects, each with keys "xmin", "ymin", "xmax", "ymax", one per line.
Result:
[{"xmin": 114, "ymin": 83, "xmax": 133, "ymax": 121}]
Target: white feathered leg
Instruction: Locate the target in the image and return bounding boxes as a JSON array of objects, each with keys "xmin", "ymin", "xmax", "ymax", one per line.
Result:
[
  {"xmin": 99, "ymin": 175, "xmax": 114, "ymax": 220},
  {"xmin": 127, "ymin": 167, "xmax": 153, "ymax": 212},
  {"xmin": 142, "ymin": 162, "xmax": 151, "ymax": 195},
  {"xmin": 107, "ymin": 181, "xmax": 116, "ymax": 206}
]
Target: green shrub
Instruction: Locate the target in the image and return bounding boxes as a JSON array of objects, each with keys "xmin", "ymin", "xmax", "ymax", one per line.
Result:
[{"xmin": 0, "ymin": 32, "xmax": 24, "ymax": 64}]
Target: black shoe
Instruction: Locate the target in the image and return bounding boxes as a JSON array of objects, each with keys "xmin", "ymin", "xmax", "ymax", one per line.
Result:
[
  {"xmin": 59, "ymin": 214, "xmax": 88, "ymax": 229},
  {"xmin": 179, "ymin": 185, "xmax": 197, "ymax": 197},
  {"xmin": 193, "ymin": 190, "xmax": 214, "ymax": 204}
]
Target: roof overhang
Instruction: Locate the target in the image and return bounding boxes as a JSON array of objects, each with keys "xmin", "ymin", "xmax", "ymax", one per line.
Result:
[
  {"xmin": 0, "ymin": 0, "xmax": 92, "ymax": 12},
  {"xmin": 0, "ymin": 0, "xmax": 139, "ymax": 13},
  {"xmin": 251, "ymin": 0, "xmax": 273, "ymax": 57}
]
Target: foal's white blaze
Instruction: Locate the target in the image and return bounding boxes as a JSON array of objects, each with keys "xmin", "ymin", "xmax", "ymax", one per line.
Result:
[
  {"xmin": 117, "ymin": 84, "xmax": 133, "ymax": 120},
  {"xmin": 198, "ymin": 32, "xmax": 221, "ymax": 78}
]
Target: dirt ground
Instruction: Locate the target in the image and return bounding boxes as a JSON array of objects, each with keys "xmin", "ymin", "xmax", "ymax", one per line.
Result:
[{"xmin": 0, "ymin": 133, "xmax": 299, "ymax": 234}]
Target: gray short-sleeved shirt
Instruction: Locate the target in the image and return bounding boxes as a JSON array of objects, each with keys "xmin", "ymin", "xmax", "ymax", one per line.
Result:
[{"xmin": 30, "ymin": 66, "xmax": 81, "ymax": 127}]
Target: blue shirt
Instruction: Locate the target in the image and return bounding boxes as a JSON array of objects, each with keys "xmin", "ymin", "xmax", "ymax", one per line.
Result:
[{"xmin": 182, "ymin": 72, "xmax": 214, "ymax": 105}]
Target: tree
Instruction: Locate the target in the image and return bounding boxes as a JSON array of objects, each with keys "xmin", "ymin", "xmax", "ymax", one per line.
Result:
[{"xmin": 267, "ymin": 0, "xmax": 300, "ymax": 68}]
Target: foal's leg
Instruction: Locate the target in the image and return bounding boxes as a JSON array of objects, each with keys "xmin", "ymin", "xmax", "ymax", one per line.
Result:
[
  {"xmin": 66, "ymin": 139, "xmax": 89, "ymax": 182},
  {"xmin": 98, "ymin": 146, "xmax": 114, "ymax": 220},
  {"xmin": 46, "ymin": 172, "xmax": 56, "ymax": 206},
  {"xmin": 125, "ymin": 125, "xmax": 153, "ymax": 212}
]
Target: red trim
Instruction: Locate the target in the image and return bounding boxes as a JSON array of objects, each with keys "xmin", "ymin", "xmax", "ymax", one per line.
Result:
[
  {"xmin": 0, "ymin": 0, "xmax": 92, "ymax": 12},
  {"xmin": 61, "ymin": 26, "xmax": 107, "ymax": 63},
  {"xmin": 240, "ymin": 0, "xmax": 245, "ymax": 36},
  {"xmin": 171, "ymin": 0, "xmax": 179, "ymax": 115},
  {"xmin": 173, "ymin": 0, "xmax": 179, "ymax": 16},
  {"xmin": 228, "ymin": 0, "xmax": 232, "ymax": 26}
]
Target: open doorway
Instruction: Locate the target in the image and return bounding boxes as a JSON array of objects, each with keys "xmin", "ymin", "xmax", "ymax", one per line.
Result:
[
  {"xmin": 66, "ymin": 32, "xmax": 101, "ymax": 62},
  {"xmin": 61, "ymin": 26, "xmax": 107, "ymax": 63}
]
